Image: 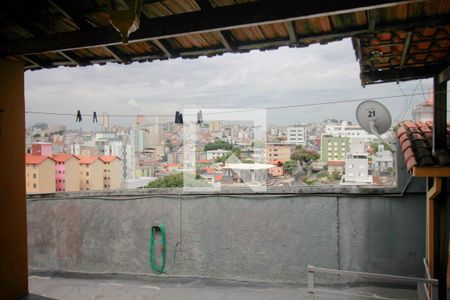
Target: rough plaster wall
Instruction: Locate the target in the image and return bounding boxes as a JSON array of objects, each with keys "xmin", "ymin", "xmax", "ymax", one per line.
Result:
[
  {"xmin": 338, "ymin": 194, "xmax": 425, "ymax": 277},
  {"xmin": 27, "ymin": 193, "xmax": 425, "ymax": 283}
]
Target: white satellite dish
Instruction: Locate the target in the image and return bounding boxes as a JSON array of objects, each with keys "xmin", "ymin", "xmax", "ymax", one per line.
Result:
[{"xmin": 356, "ymin": 100, "xmax": 394, "ymax": 151}]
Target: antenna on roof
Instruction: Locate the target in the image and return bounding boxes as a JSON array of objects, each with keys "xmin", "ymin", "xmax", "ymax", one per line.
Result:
[{"xmin": 356, "ymin": 100, "xmax": 394, "ymax": 152}]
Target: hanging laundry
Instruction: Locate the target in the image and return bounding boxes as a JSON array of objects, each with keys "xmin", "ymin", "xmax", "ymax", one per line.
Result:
[
  {"xmin": 93, "ymin": 111, "xmax": 98, "ymax": 123},
  {"xmin": 197, "ymin": 110, "xmax": 203, "ymax": 124},
  {"xmin": 76, "ymin": 110, "xmax": 82, "ymax": 122}
]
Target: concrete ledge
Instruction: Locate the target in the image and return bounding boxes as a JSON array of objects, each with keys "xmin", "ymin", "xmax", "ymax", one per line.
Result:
[{"xmin": 26, "ymin": 185, "xmax": 411, "ymax": 201}]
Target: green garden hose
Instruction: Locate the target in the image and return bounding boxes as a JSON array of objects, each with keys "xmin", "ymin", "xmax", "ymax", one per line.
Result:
[{"xmin": 149, "ymin": 224, "xmax": 179, "ymax": 274}]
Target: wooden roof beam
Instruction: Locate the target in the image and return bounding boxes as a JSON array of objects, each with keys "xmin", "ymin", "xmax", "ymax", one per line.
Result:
[
  {"xmin": 438, "ymin": 65, "xmax": 450, "ymax": 84},
  {"xmin": 152, "ymin": 40, "xmax": 179, "ymax": 58},
  {"xmin": 104, "ymin": 46, "xmax": 132, "ymax": 64},
  {"xmin": 399, "ymin": 31, "xmax": 413, "ymax": 70},
  {"xmin": 367, "ymin": 9, "xmax": 378, "ymax": 31},
  {"xmin": 362, "ymin": 65, "xmax": 444, "ymax": 84},
  {"xmin": 286, "ymin": 21, "xmax": 299, "ymax": 46},
  {"xmin": 20, "ymin": 55, "xmax": 53, "ymax": 68},
  {"xmin": 217, "ymin": 31, "xmax": 237, "ymax": 51},
  {"xmin": 58, "ymin": 51, "xmax": 90, "ymax": 66},
  {"xmin": 0, "ymin": 0, "xmax": 423, "ymax": 56},
  {"xmin": 46, "ymin": 0, "xmax": 96, "ymax": 30}
]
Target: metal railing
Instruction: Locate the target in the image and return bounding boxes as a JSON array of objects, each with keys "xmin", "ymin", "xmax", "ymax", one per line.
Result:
[{"xmin": 308, "ymin": 261, "xmax": 438, "ymax": 300}]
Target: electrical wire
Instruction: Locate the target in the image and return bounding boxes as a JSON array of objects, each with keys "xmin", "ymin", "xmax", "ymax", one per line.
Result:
[{"xmin": 25, "ymin": 91, "xmax": 449, "ymax": 119}]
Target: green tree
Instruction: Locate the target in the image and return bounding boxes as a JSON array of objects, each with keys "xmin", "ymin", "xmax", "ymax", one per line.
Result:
[
  {"xmin": 147, "ymin": 174, "xmax": 184, "ymax": 188},
  {"xmin": 147, "ymin": 173, "xmax": 211, "ymax": 188},
  {"xmin": 291, "ymin": 148, "xmax": 320, "ymax": 165},
  {"xmin": 283, "ymin": 160, "xmax": 297, "ymax": 175},
  {"xmin": 204, "ymin": 140, "xmax": 234, "ymax": 151}
]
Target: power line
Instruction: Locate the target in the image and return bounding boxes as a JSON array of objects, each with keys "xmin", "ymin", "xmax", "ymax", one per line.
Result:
[{"xmin": 25, "ymin": 90, "xmax": 449, "ymax": 119}]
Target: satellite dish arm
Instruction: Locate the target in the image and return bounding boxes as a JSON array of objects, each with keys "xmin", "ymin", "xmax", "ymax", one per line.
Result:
[{"xmin": 369, "ymin": 120, "xmax": 394, "ymax": 152}]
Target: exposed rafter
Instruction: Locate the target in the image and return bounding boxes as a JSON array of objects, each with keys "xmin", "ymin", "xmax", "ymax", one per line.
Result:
[
  {"xmin": 151, "ymin": 40, "xmax": 179, "ymax": 58},
  {"xmin": 0, "ymin": 0, "xmax": 421, "ymax": 56},
  {"xmin": 286, "ymin": 21, "xmax": 299, "ymax": 46},
  {"xmin": 104, "ymin": 46, "xmax": 132, "ymax": 64},
  {"xmin": 362, "ymin": 64, "xmax": 445, "ymax": 84},
  {"xmin": 399, "ymin": 31, "xmax": 413, "ymax": 69}
]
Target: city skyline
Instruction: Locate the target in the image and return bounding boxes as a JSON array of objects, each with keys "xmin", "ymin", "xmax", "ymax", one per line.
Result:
[{"xmin": 25, "ymin": 39, "xmax": 435, "ymax": 130}]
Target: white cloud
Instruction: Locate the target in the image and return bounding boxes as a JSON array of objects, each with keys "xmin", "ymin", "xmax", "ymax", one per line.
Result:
[
  {"xmin": 24, "ymin": 38, "xmax": 435, "ymax": 129},
  {"xmin": 127, "ymin": 99, "xmax": 140, "ymax": 109}
]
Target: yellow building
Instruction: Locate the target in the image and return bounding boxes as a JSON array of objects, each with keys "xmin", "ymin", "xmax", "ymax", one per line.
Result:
[
  {"xmin": 52, "ymin": 154, "xmax": 81, "ymax": 192},
  {"xmin": 266, "ymin": 144, "xmax": 296, "ymax": 163},
  {"xmin": 25, "ymin": 155, "xmax": 56, "ymax": 194},
  {"xmin": 99, "ymin": 156, "xmax": 121, "ymax": 190},
  {"xmin": 76, "ymin": 156, "xmax": 104, "ymax": 191}
]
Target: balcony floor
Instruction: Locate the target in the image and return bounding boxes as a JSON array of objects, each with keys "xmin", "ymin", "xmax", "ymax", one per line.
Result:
[
  {"xmin": 28, "ymin": 275, "xmax": 307, "ymax": 300},
  {"xmin": 28, "ymin": 274, "xmax": 420, "ymax": 300}
]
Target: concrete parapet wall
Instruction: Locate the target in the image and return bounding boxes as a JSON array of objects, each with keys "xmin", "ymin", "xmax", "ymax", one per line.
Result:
[{"xmin": 27, "ymin": 189, "xmax": 425, "ymax": 283}]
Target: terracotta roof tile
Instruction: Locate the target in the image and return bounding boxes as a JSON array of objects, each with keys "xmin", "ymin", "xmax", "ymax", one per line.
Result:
[
  {"xmin": 52, "ymin": 153, "xmax": 78, "ymax": 162},
  {"xmin": 401, "ymin": 139, "xmax": 412, "ymax": 154},
  {"xmin": 75, "ymin": 155, "xmax": 99, "ymax": 164},
  {"xmin": 25, "ymin": 154, "xmax": 55, "ymax": 165},
  {"xmin": 99, "ymin": 155, "xmax": 120, "ymax": 163},
  {"xmin": 396, "ymin": 121, "xmax": 450, "ymax": 172}
]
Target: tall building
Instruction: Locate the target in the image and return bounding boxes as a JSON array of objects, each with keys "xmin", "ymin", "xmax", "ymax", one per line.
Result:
[
  {"xmin": 52, "ymin": 154, "xmax": 81, "ymax": 192},
  {"xmin": 147, "ymin": 125, "xmax": 162, "ymax": 148},
  {"xmin": 100, "ymin": 112, "xmax": 110, "ymax": 131},
  {"xmin": 321, "ymin": 136, "xmax": 350, "ymax": 162},
  {"xmin": 208, "ymin": 121, "xmax": 221, "ymax": 132},
  {"xmin": 135, "ymin": 114, "xmax": 146, "ymax": 126},
  {"xmin": 25, "ymin": 155, "xmax": 56, "ymax": 194},
  {"xmin": 131, "ymin": 127, "xmax": 146, "ymax": 153},
  {"xmin": 287, "ymin": 125, "xmax": 307, "ymax": 145},
  {"xmin": 104, "ymin": 141, "xmax": 135, "ymax": 179}
]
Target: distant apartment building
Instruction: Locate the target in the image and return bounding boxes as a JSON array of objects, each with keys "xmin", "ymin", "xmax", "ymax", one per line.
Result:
[
  {"xmin": 373, "ymin": 144, "xmax": 394, "ymax": 171},
  {"xmin": 208, "ymin": 121, "xmax": 221, "ymax": 132},
  {"xmin": 412, "ymin": 99, "xmax": 433, "ymax": 122},
  {"xmin": 325, "ymin": 121, "xmax": 373, "ymax": 141},
  {"xmin": 31, "ymin": 142, "xmax": 52, "ymax": 156},
  {"xmin": 52, "ymin": 153, "xmax": 81, "ymax": 192},
  {"xmin": 266, "ymin": 143, "xmax": 295, "ymax": 163},
  {"xmin": 342, "ymin": 153, "xmax": 372, "ymax": 185},
  {"xmin": 206, "ymin": 149, "xmax": 231, "ymax": 160},
  {"xmin": 100, "ymin": 112, "xmax": 110, "ymax": 131},
  {"xmin": 104, "ymin": 142, "xmax": 136, "ymax": 179},
  {"xmin": 321, "ymin": 136, "xmax": 350, "ymax": 162},
  {"xmin": 77, "ymin": 156, "xmax": 104, "ymax": 191},
  {"xmin": 99, "ymin": 156, "xmax": 121, "ymax": 190},
  {"xmin": 287, "ymin": 126, "xmax": 307, "ymax": 145},
  {"xmin": 25, "ymin": 155, "xmax": 56, "ymax": 194}
]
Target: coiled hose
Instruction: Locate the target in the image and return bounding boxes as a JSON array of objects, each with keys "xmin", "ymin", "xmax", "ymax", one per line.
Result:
[{"xmin": 149, "ymin": 224, "xmax": 178, "ymax": 274}]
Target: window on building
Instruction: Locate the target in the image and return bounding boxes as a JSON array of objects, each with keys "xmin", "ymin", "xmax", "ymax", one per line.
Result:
[
  {"xmin": 86, "ymin": 172, "xmax": 89, "ymax": 176},
  {"xmin": 33, "ymin": 183, "xmax": 36, "ymax": 188},
  {"xmin": 33, "ymin": 174, "xmax": 36, "ymax": 179}
]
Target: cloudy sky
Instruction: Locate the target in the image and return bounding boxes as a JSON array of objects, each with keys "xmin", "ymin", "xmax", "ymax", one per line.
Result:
[{"xmin": 25, "ymin": 38, "xmax": 437, "ymax": 130}]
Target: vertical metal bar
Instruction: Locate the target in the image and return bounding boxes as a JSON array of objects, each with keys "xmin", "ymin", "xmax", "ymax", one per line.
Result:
[
  {"xmin": 308, "ymin": 266, "xmax": 315, "ymax": 298},
  {"xmin": 432, "ymin": 74, "xmax": 448, "ymax": 300}
]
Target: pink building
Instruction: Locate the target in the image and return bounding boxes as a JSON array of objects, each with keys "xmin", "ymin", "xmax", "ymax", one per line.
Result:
[
  {"xmin": 52, "ymin": 154, "xmax": 81, "ymax": 192},
  {"xmin": 31, "ymin": 142, "xmax": 53, "ymax": 156}
]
